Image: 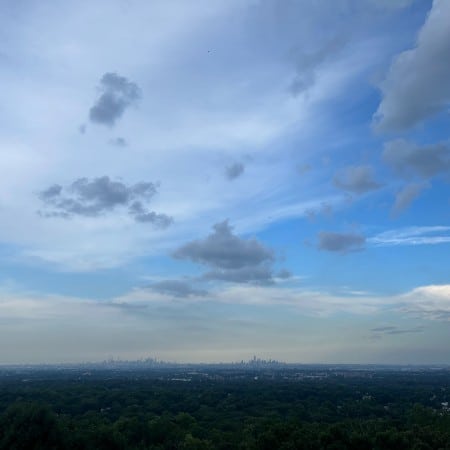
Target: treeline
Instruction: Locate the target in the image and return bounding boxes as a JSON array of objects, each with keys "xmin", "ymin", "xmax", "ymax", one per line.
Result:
[{"xmin": 0, "ymin": 371, "xmax": 450, "ymax": 449}]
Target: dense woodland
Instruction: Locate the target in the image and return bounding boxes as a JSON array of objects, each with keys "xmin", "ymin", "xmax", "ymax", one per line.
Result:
[{"xmin": 1, "ymin": 367, "xmax": 450, "ymax": 449}]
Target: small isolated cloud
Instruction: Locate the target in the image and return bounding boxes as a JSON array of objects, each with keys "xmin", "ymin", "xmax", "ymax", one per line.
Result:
[
  {"xmin": 174, "ymin": 220, "xmax": 281, "ymax": 284},
  {"xmin": 297, "ymin": 163, "xmax": 312, "ymax": 176},
  {"xmin": 149, "ymin": 280, "xmax": 208, "ymax": 298},
  {"xmin": 89, "ymin": 72, "xmax": 141, "ymax": 126},
  {"xmin": 317, "ymin": 231, "xmax": 366, "ymax": 253},
  {"xmin": 174, "ymin": 220, "xmax": 273, "ymax": 269},
  {"xmin": 373, "ymin": 0, "xmax": 450, "ymax": 131},
  {"xmin": 333, "ymin": 165, "xmax": 382, "ymax": 194},
  {"xmin": 109, "ymin": 137, "xmax": 127, "ymax": 147},
  {"xmin": 383, "ymin": 139, "xmax": 450, "ymax": 179},
  {"xmin": 276, "ymin": 269, "xmax": 292, "ymax": 279},
  {"xmin": 38, "ymin": 176, "xmax": 172, "ymax": 228},
  {"xmin": 225, "ymin": 162, "xmax": 245, "ymax": 180},
  {"xmin": 304, "ymin": 202, "xmax": 333, "ymax": 222},
  {"xmin": 392, "ymin": 182, "xmax": 429, "ymax": 216}
]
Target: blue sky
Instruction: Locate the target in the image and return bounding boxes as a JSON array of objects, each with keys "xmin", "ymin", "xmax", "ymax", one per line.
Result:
[{"xmin": 1, "ymin": 0, "xmax": 450, "ymax": 364}]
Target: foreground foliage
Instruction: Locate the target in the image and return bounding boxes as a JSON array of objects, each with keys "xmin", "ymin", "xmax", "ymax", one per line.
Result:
[{"xmin": 0, "ymin": 368, "xmax": 450, "ymax": 449}]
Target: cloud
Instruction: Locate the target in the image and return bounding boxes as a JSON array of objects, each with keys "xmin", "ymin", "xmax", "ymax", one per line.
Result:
[
  {"xmin": 392, "ymin": 182, "xmax": 429, "ymax": 216},
  {"xmin": 289, "ymin": 38, "xmax": 344, "ymax": 96},
  {"xmin": 369, "ymin": 226, "xmax": 450, "ymax": 247},
  {"xmin": 225, "ymin": 162, "xmax": 245, "ymax": 180},
  {"xmin": 399, "ymin": 285, "xmax": 450, "ymax": 321},
  {"xmin": 149, "ymin": 280, "xmax": 208, "ymax": 298},
  {"xmin": 154, "ymin": 224, "xmax": 293, "ymax": 286},
  {"xmin": 109, "ymin": 137, "xmax": 127, "ymax": 147},
  {"xmin": 89, "ymin": 72, "xmax": 141, "ymax": 126},
  {"xmin": 333, "ymin": 165, "xmax": 382, "ymax": 194},
  {"xmin": 174, "ymin": 220, "xmax": 273, "ymax": 269},
  {"xmin": 173, "ymin": 220, "xmax": 282, "ymax": 284},
  {"xmin": 304, "ymin": 202, "xmax": 333, "ymax": 222},
  {"xmin": 276, "ymin": 269, "xmax": 292, "ymax": 279},
  {"xmin": 39, "ymin": 184, "xmax": 62, "ymax": 200},
  {"xmin": 38, "ymin": 176, "xmax": 172, "ymax": 227},
  {"xmin": 317, "ymin": 231, "xmax": 365, "ymax": 253},
  {"xmin": 128, "ymin": 201, "xmax": 173, "ymax": 228},
  {"xmin": 382, "ymin": 139, "xmax": 450, "ymax": 179},
  {"xmin": 120, "ymin": 280, "xmax": 450, "ymax": 323},
  {"xmin": 120, "ymin": 282, "xmax": 386, "ymax": 316},
  {"xmin": 202, "ymin": 266, "xmax": 274, "ymax": 285},
  {"xmin": 370, "ymin": 325, "xmax": 424, "ymax": 335},
  {"xmin": 297, "ymin": 163, "xmax": 312, "ymax": 176},
  {"xmin": 373, "ymin": 0, "xmax": 450, "ymax": 131}
]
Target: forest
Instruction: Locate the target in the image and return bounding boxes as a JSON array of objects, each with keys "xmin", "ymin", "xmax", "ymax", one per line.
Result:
[{"xmin": 0, "ymin": 366, "xmax": 450, "ymax": 449}]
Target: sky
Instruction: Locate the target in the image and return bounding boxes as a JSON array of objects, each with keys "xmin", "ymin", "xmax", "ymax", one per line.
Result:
[{"xmin": 1, "ymin": 0, "xmax": 450, "ymax": 364}]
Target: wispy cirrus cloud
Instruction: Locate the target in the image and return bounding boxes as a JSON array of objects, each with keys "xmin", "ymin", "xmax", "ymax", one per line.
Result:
[{"xmin": 369, "ymin": 226, "xmax": 450, "ymax": 247}]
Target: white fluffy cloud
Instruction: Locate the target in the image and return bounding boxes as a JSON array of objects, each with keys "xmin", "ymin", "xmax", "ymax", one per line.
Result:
[{"xmin": 399, "ymin": 285, "xmax": 450, "ymax": 320}]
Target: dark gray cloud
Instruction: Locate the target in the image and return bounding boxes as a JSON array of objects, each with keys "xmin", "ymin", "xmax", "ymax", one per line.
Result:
[
  {"xmin": 383, "ymin": 139, "xmax": 450, "ymax": 179},
  {"xmin": 173, "ymin": 221, "xmax": 284, "ymax": 284},
  {"xmin": 371, "ymin": 325, "xmax": 424, "ymax": 335},
  {"xmin": 129, "ymin": 201, "xmax": 173, "ymax": 229},
  {"xmin": 38, "ymin": 176, "xmax": 172, "ymax": 227},
  {"xmin": 89, "ymin": 72, "xmax": 141, "ymax": 126},
  {"xmin": 39, "ymin": 184, "xmax": 62, "ymax": 200},
  {"xmin": 333, "ymin": 165, "xmax": 382, "ymax": 194},
  {"xmin": 317, "ymin": 231, "xmax": 365, "ymax": 253},
  {"xmin": 149, "ymin": 280, "xmax": 208, "ymax": 298},
  {"xmin": 109, "ymin": 137, "xmax": 127, "ymax": 147},
  {"xmin": 392, "ymin": 182, "xmax": 429, "ymax": 216},
  {"xmin": 373, "ymin": 1, "xmax": 450, "ymax": 131},
  {"xmin": 225, "ymin": 162, "xmax": 245, "ymax": 180},
  {"xmin": 174, "ymin": 221, "xmax": 273, "ymax": 269}
]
